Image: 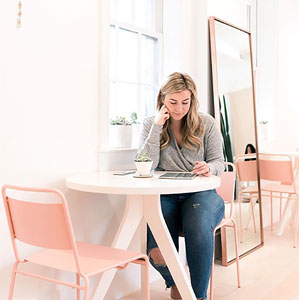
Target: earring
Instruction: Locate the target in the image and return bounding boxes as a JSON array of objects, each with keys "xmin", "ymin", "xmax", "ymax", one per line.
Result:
[{"xmin": 17, "ymin": 0, "xmax": 22, "ymax": 28}]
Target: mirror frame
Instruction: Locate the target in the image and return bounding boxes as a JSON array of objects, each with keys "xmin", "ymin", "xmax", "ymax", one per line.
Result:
[{"xmin": 209, "ymin": 16, "xmax": 264, "ymax": 265}]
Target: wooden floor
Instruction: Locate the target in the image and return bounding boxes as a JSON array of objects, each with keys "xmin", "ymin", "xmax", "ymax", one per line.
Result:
[{"xmin": 122, "ymin": 223, "xmax": 299, "ymax": 300}]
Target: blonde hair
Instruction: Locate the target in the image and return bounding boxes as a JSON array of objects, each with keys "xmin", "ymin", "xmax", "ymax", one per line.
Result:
[{"xmin": 157, "ymin": 72, "xmax": 204, "ymax": 151}]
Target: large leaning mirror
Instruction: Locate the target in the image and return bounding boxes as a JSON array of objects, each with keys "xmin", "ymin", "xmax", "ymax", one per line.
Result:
[{"xmin": 209, "ymin": 17, "xmax": 263, "ymax": 265}]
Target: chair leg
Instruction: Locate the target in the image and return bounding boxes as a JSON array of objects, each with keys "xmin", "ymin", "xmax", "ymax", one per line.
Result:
[
  {"xmin": 232, "ymin": 220, "xmax": 241, "ymax": 288},
  {"xmin": 293, "ymin": 199, "xmax": 299, "ymax": 248},
  {"xmin": 270, "ymin": 191, "xmax": 273, "ymax": 231},
  {"xmin": 279, "ymin": 193, "xmax": 282, "ymax": 221},
  {"xmin": 144, "ymin": 257, "xmax": 150, "ymax": 300},
  {"xmin": 82, "ymin": 276, "xmax": 89, "ymax": 300},
  {"xmin": 250, "ymin": 196, "xmax": 257, "ymax": 233},
  {"xmin": 8, "ymin": 262, "xmax": 18, "ymax": 300},
  {"xmin": 238, "ymin": 193, "xmax": 243, "ymax": 243},
  {"xmin": 245, "ymin": 198, "xmax": 252, "ymax": 229},
  {"xmin": 76, "ymin": 273, "xmax": 80, "ymax": 300},
  {"xmin": 245, "ymin": 195, "xmax": 257, "ymax": 231}
]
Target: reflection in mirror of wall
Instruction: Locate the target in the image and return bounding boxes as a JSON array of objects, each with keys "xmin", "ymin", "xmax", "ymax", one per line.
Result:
[{"xmin": 209, "ymin": 17, "xmax": 263, "ymax": 265}]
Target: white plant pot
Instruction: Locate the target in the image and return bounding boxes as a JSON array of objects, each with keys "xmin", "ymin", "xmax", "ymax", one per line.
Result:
[
  {"xmin": 258, "ymin": 123, "xmax": 269, "ymax": 141},
  {"xmin": 109, "ymin": 125, "xmax": 132, "ymax": 148},
  {"xmin": 135, "ymin": 161, "xmax": 153, "ymax": 176}
]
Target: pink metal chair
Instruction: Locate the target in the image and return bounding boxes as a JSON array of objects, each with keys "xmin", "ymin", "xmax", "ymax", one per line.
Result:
[
  {"xmin": 295, "ymin": 156, "xmax": 299, "ymax": 182},
  {"xmin": 2, "ymin": 185, "xmax": 150, "ymax": 300},
  {"xmin": 259, "ymin": 153, "xmax": 299, "ymax": 246},
  {"xmin": 210, "ymin": 162, "xmax": 241, "ymax": 300},
  {"xmin": 235, "ymin": 154, "xmax": 259, "ymax": 242}
]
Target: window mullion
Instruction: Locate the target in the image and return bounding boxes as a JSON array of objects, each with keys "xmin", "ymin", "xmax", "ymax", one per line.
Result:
[
  {"xmin": 156, "ymin": 0, "xmax": 163, "ymax": 34},
  {"xmin": 137, "ymin": 31, "xmax": 142, "ymax": 116},
  {"xmin": 109, "ymin": 0, "xmax": 162, "ymax": 123}
]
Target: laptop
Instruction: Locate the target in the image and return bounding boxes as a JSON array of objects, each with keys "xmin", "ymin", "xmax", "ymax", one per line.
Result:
[{"xmin": 159, "ymin": 172, "xmax": 197, "ymax": 180}]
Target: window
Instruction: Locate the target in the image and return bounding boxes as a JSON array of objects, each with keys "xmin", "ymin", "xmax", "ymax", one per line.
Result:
[{"xmin": 109, "ymin": 0, "xmax": 163, "ymax": 122}]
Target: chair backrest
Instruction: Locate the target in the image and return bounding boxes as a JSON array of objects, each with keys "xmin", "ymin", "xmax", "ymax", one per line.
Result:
[
  {"xmin": 2, "ymin": 185, "xmax": 82, "ymax": 272},
  {"xmin": 235, "ymin": 154, "xmax": 258, "ymax": 182},
  {"xmin": 259, "ymin": 153, "xmax": 294, "ymax": 184},
  {"xmin": 216, "ymin": 162, "xmax": 236, "ymax": 218}
]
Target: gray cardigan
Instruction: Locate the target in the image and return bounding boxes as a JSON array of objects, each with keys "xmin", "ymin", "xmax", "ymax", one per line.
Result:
[{"xmin": 138, "ymin": 113, "xmax": 224, "ymax": 176}]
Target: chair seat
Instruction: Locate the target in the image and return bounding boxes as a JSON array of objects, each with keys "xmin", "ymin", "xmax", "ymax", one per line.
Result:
[
  {"xmin": 26, "ymin": 241, "xmax": 146, "ymax": 276},
  {"xmin": 261, "ymin": 184, "xmax": 299, "ymax": 194},
  {"xmin": 241, "ymin": 186, "xmax": 258, "ymax": 194},
  {"xmin": 216, "ymin": 217, "xmax": 234, "ymax": 230}
]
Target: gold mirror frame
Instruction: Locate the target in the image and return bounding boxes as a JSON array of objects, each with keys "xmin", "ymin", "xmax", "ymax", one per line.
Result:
[{"xmin": 209, "ymin": 16, "xmax": 264, "ymax": 265}]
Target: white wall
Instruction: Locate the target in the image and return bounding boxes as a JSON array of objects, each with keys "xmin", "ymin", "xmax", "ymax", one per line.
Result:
[
  {"xmin": 255, "ymin": 0, "xmax": 278, "ymax": 145},
  {"xmin": 256, "ymin": 0, "xmax": 299, "ymax": 152},
  {"xmin": 207, "ymin": 0, "xmax": 249, "ymax": 30},
  {"xmin": 163, "ymin": 0, "xmax": 209, "ymax": 113},
  {"xmin": 274, "ymin": 0, "xmax": 299, "ymax": 151}
]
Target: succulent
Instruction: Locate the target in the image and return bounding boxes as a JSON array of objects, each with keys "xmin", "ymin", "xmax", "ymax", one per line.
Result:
[
  {"xmin": 110, "ymin": 112, "xmax": 138, "ymax": 126},
  {"xmin": 110, "ymin": 116, "xmax": 132, "ymax": 126},
  {"xmin": 135, "ymin": 150, "xmax": 152, "ymax": 162},
  {"xmin": 130, "ymin": 112, "xmax": 138, "ymax": 124},
  {"xmin": 259, "ymin": 120, "xmax": 268, "ymax": 125}
]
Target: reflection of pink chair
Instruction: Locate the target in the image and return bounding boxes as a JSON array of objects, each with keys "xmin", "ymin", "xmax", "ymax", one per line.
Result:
[
  {"xmin": 210, "ymin": 162, "xmax": 241, "ymax": 300},
  {"xmin": 2, "ymin": 185, "xmax": 150, "ymax": 300},
  {"xmin": 235, "ymin": 155, "xmax": 259, "ymax": 242},
  {"xmin": 259, "ymin": 154, "xmax": 299, "ymax": 246}
]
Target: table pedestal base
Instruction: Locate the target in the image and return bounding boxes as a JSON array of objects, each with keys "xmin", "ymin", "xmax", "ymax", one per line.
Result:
[{"xmin": 90, "ymin": 194, "xmax": 196, "ymax": 300}]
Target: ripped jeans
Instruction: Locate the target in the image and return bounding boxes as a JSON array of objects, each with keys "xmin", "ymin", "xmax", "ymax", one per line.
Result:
[{"xmin": 147, "ymin": 190, "xmax": 224, "ymax": 299}]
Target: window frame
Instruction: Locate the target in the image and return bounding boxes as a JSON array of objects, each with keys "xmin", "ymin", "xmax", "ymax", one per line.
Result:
[
  {"xmin": 98, "ymin": 0, "xmax": 163, "ymax": 156},
  {"xmin": 109, "ymin": 0, "xmax": 163, "ymax": 122}
]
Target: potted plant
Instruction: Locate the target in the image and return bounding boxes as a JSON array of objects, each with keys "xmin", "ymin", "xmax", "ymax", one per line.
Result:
[
  {"xmin": 258, "ymin": 120, "xmax": 269, "ymax": 141},
  {"xmin": 134, "ymin": 150, "xmax": 153, "ymax": 176},
  {"xmin": 109, "ymin": 116, "xmax": 133, "ymax": 148}
]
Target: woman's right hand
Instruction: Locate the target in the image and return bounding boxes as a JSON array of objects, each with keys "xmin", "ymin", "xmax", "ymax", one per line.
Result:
[{"xmin": 155, "ymin": 105, "xmax": 170, "ymax": 126}]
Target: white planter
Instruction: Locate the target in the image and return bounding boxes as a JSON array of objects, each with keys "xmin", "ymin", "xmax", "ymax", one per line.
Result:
[
  {"xmin": 109, "ymin": 125, "xmax": 132, "ymax": 148},
  {"xmin": 258, "ymin": 123, "xmax": 269, "ymax": 141},
  {"xmin": 135, "ymin": 161, "xmax": 153, "ymax": 176}
]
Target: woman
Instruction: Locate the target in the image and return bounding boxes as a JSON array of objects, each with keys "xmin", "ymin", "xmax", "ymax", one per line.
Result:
[
  {"xmin": 138, "ymin": 72, "xmax": 224, "ymax": 300},
  {"xmin": 245, "ymin": 143, "xmax": 256, "ymax": 155},
  {"xmin": 244, "ymin": 143, "xmax": 256, "ymax": 161}
]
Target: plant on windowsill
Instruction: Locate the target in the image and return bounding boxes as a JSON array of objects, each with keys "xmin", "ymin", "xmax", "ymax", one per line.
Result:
[
  {"xmin": 109, "ymin": 116, "xmax": 133, "ymax": 148},
  {"xmin": 134, "ymin": 150, "xmax": 153, "ymax": 176},
  {"xmin": 258, "ymin": 120, "xmax": 269, "ymax": 141},
  {"xmin": 109, "ymin": 113, "xmax": 139, "ymax": 148}
]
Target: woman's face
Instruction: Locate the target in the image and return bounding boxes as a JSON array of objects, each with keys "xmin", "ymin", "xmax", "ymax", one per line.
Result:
[{"xmin": 163, "ymin": 90, "xmax": 191, "ymax": 121}]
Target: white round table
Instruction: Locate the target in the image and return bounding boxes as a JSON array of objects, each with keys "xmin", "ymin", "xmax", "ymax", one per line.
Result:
[{"xmin": 66, "ymin": 171, "xmax": 220, "ymax": 300}]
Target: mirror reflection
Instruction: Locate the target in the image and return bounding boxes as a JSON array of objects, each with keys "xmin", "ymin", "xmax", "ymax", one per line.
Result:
[{"xmin": 209, "ymin": 17, "xmax": 263, "ymax": 264}]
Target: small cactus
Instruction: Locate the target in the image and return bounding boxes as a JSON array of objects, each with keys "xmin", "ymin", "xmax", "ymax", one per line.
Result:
[{"xmin": 135, "ymin": 150, "xmax": 152, "ymax": 162}]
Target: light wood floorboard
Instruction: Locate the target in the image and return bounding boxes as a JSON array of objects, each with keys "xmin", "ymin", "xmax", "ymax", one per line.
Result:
[{"xmin": 122, "ymin": 223, "xmax": 299, "ymax": 300}]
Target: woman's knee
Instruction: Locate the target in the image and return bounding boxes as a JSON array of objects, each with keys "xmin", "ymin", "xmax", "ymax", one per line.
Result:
[
  {"xmin": 183, "ymin": 191, "xmax": 224, "ymax": 232},
  {"xmin": 192, "ymin": 190, "xmax": 224, "ymax": 215},
  {"xmin": 149, "ymin": 247, "xmax": 166, "ymax": 266}
]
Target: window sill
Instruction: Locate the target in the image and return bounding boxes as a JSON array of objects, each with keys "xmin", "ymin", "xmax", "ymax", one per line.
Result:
[
  {"xmin": 97, "ymin": 147, "xmax": 138, "ymax": 171},
  {"xmin": 98, "ymin": 147, "xmax": 138, "ymax": 153}
]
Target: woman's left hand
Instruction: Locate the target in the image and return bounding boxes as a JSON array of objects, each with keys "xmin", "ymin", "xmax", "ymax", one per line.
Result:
[{"xmin": 191, "ymin": 161, "xmax": 211, "ymax": 177}]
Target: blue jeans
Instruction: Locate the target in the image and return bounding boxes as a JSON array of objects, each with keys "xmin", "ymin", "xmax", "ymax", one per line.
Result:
[{"xmin": 147, "ymin": 190, "xmax": 224, "ymax": 299}]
